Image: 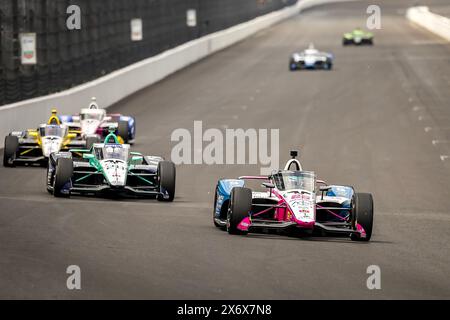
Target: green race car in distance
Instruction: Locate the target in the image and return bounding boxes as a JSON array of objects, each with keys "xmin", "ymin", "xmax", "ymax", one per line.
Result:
[
  {"xmin": 46, "ymin": 131, "xmax": 176, "ymax": 200},
  {"xmin": 343, "ymin": 28, "xmax": 374, "ymax": 46}
]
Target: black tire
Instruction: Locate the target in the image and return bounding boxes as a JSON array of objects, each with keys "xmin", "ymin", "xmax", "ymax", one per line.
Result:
[
  {"xmin": 3, "ymin": 136, "xmax": 19, "ymax": 167},
  {"xmin": 53, "ymin": 158, "xmax": 73, "ymax": 198},
  {"xmin": 227, "ymin": 187, "xmax": 252, "ymax": 235},
  {"xmin": 351, "ymin": 193, "xmax": 374, "ymax": 241},
  {"xmin": 324, "ymin": 61, "xmax": 333, "ymax": 70},
  {"xmin": 289, "ymin": 60, "xmax": 297, "ymax": 71},
  {"xmin": 85, "ymin": 136, "xmax": 100, "ymax": 150},
  {"xmin": 117, "ymin": 120, "xmax": 129, "ymax": 143},
  {"xmin": 157, "ymin": 161, "xmax": 176, "ymax": 202},
  {"xmin": 130, "ymin": 117, "xmax": 136, "ymax": 144}
]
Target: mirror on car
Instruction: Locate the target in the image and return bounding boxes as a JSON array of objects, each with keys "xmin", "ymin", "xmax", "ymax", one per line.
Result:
[
  {"xmin": 319, "ymin": 186, "xmax": 332, "ymax": 192},
  {"xmin": 131, "ymin": 155, "xmax": 143, "ymax": 163},
  {"xmin": 319, "ymin": 185, "xmax": 332, "ymax": 200},
  {"xmin": 262, "ymin": 182, "xmax": 275, "ymax": 189},
  {"xmin": 83, "ymin": 153, "xmax": 95, "ymax": 160}
]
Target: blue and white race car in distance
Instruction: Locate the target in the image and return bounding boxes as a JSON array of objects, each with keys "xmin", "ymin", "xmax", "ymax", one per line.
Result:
[{"xmin": 289, "ymin": 44, "xmax": 334, "ymax": 71}]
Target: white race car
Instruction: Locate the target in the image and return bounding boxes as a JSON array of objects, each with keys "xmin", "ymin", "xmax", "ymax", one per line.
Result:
[
  {"xmin": 61, "ymin": 97, "xmax": 136, "ymax": 148},
  {"xmin": 289, "ymin": 44, "xmax": 334, "ymax": 71}
]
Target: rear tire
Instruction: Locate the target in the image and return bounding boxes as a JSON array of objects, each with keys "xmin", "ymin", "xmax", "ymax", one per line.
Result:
[
  {"xmin": 227, "ymin": 187, "xmax": 252, "ymax": 235},
  {"xmin": 129, "ymin": 117, "xmax": 136, "ymax": 144},
  {"xmin": 117, "ymin": 120, "xmax": 129, "ymax": 143},
  {"xmin": 53, "ymin": 158, "xmax": 73, "ymax": 198},
  {"xmin": 351, "ymin": 193, "xmax": 374, "ymax": 241},
  {"xmin": 3, "ymin": 136, "xmax": 19, "ymax": 167},
  {"xmin": 157, "ymin": 161, "xmax": 176, "ymax": 202}
]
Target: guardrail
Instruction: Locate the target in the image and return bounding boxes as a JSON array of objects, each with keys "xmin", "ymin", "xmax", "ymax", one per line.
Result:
[
  {"xmin": 406, "ymin": 6, "xmax": 450, "ymax": 42},
  {"xmin": 0, "ymin": 0, "xmax": 356, "ymax": 141}
]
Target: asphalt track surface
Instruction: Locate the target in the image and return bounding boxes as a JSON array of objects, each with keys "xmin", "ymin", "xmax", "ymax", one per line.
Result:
[
  {"xmin": 1, "ymin": 0, "xmax": 450, "ymax": 299},
  {"xmin": 429, "ymin": 3, "xmax": 450, "ymax": 17}
]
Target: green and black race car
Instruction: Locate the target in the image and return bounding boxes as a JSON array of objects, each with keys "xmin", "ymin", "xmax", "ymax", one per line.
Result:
[
  {"xmin": 46, "ymin": 130, "xmax": 176, "ymax": 200},
  {"xmin": 342, "ymin": 28, "xmax": 374, "ymax": 46}
]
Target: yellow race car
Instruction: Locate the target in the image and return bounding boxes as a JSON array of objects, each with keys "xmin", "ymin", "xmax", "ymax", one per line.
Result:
[{"xmin": 3, "ymin": 109, "xmax": 87, "ymax": 167}]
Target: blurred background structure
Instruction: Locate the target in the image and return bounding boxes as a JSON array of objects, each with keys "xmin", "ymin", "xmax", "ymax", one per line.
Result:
[{"xmin": 0, "ymin": 0, "xmax": 296, "ymax": 106}]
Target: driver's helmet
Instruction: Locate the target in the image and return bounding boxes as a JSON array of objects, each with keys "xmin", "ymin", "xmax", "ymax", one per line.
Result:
[
  {"xmin": 288, "ymin": 175, "xmax": 303, "ymax": 189},
  {"xmin": 88, "ymin": 97, "xmax": 99, "ymax": 110},
  {"xmin": 48, "ymin": 108, "xmax": 61, "ymax": 125},
  {"xmin": 305, "ymin": 43, "xmax": 318, "ymax": 55}
]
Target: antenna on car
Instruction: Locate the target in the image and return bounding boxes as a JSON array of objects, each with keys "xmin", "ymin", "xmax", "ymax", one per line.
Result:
[
  {"xmin": 284, "ymin": 150, "xmax": 303, "ymax": 171},
  {"xmin": 89, "ymin": 97, "xmax": 99, "ymax": 109},
  {"xmin": 104, "ymin": 126, "xmax": 120, "ymax": 144}
]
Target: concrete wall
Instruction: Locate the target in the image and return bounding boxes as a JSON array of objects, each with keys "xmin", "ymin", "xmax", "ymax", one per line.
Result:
[{"xmin": 406, "ymin": 6, "xmax": 450, "ymax": 42}]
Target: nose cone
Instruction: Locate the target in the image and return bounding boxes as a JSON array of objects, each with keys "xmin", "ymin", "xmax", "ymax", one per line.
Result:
[
  {"xmin": 101, "ymin": 160, "xmax": 127, "ymax": 186},
  {"xmin": 284, "ymin": 191, "xmax": 315, "ymax": 223},
  {"xmin": 81, "ymin": 120, "xmax": 100, "ymax": 135},
  {"xmin": 42, "ymin": 137, "xmax": 63, "ymax": 157}
]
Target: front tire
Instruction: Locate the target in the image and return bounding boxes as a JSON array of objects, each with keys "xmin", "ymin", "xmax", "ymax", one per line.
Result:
[
  {"xmin": 289, "ymin": 60, "xmax": 297, "ymax": 71},
  {"xmin": 157, "ymin": 161, "xmax": 176, "ymax": 202},
  {"xmin": 53, "ymin": 158, "xmax": 73, "ymax": 198},
  {"xmin": 351, "ymin": 193, "xmax": 374, "ymax": 241},
  {"xmin": 227, "ymin": 187, "xmax": 252, "ymax": 235},
  {"xmin": 3, "ymin": 136, "xmax": 19, "ymax": 167}
]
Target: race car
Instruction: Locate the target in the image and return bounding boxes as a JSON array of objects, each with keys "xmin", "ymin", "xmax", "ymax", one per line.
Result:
[
  {"xmin": 60, "ymin": 97, "xmax": 136, "ymax": 147},
  {"xmin": 3, "ymin": 110, "xmax": 86, "ymax": 167},
  {"xmin": 289, "ymin": 44, "xmax": 334, "ymax": 71},
  {"xmin": 213, "ymin": 150, "xmax": 374, "ymax": 241},
  {"xmin": 343, "ymin": 28, "xmax": 374, "ymax": 45},
  {"xmin": 46, "ymin": 130, "xmax": 176, "ymax": 200}
]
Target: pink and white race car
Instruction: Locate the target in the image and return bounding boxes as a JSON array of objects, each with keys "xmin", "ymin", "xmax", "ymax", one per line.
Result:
[{"xmin": 213, "ymin": 151, "xmax": 374, "ymax": 241}]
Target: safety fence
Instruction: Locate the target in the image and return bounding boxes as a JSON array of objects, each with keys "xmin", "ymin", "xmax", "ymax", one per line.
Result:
[{"xmin": 0, "ymin": 0, "xmax": 296, "ymax": 106}]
